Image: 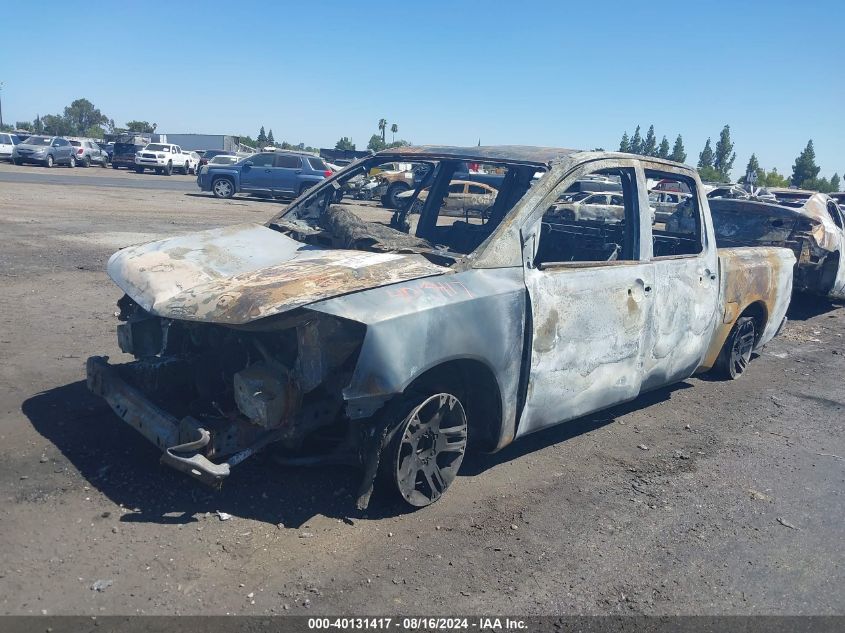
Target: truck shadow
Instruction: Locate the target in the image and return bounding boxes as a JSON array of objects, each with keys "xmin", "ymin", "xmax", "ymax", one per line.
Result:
[
  {"xmin": 23, "ymin": 379, "xmax": 690, "ymax": 527},
  {"xmin": 787, "ymin": 293, "xmax": 841, "ymax": 321}
]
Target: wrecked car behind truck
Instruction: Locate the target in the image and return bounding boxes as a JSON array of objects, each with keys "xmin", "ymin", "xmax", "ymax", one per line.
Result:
[
  {"xmin": 707, "ymin": 190, "xmax": 845, "ymax": 299},
  {"xmin": 87, "ymin": 146, "xmax": 795, "ymax": 509}
]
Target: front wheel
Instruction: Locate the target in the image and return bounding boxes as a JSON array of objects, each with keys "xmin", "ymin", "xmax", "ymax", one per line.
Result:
[
  {"xmin": 715, "ymin": 316, "xmax": 756, "ymax": 380},
  {"xmin": 163, "ymin": 162, "xmax": 172, "ymax": 176},
  {"xmin": 212, "ymin": 177, "xmax": 235, "ymax": 199},
  {"xmin": 182, "ymin": 161, "xmax": 189, "ymax": 175},
  {"xmin": 136, "ymin": 166, "xmax": 145, "ymax": 174},
  {"xmin": 45, "ymin": 155, "xmax": 54, "ymax": 168},
  {"xmin": 82, "ymin": 156, "xmax": 91, "ymax": 168},
  {"xmin": 378, "ymin": 392, "xmax": 468, "ymax": 507}
]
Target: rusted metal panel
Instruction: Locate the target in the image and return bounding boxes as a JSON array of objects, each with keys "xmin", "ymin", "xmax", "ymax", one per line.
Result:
[
  {"xmin": 380, "ymin": 145, "xmax": 577, "ymax": 167},
  {"xmin": 699, "ymin": 247, "xmax": 795, "ymax": 371},
  {"xmin": 108, "ymin": 223, "xmax": 447, "ymax": 324}
]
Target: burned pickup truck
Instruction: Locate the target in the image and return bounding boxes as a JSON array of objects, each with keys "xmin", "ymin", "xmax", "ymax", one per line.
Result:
[
  {"xmin": 705, "ymin": 189, "xmax": 845, "ymax": 299},
  {"xmin": 87, "ymin": 147, "xmax": 794, "ymax": 509}
]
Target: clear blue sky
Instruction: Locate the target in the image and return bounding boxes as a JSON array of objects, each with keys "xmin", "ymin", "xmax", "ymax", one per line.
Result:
[{"xmin": 1, "ymin": 0, "xmax": 842, "ymax": 179}]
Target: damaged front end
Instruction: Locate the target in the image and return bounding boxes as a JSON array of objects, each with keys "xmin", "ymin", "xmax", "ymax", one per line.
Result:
[{"xmin": 88, "ymin": 295, "xmax": 367, "ymax": 489}]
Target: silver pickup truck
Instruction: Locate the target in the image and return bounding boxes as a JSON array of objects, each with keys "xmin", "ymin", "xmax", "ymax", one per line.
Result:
[{"xmin": 86, "ymin": 146, "xmax": 795, "ymax": 509}]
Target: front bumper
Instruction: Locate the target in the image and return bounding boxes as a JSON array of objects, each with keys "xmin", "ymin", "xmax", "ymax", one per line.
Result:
[
  {"xmin": 135, "ymin": 158, "xmax": 167, "ymax": 167},
  {"xmin": 86, "ymin": 356, "xmax": 270, "ymax": 487},
  {"xmin": 14, "ymin": 153, "xmax": 47, "ymax": 163}
]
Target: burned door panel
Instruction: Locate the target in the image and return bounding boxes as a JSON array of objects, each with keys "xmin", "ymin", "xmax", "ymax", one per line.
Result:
[{"xmin": 518, "ymin": 262, "xmax": 654, "ymax": 435}]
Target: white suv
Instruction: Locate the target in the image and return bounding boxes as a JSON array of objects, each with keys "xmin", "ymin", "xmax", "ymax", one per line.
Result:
[
  {"xmin": 135, "ymin": 143, "xmax": 192, "ymax": 175},
  {"xmin": 0, "ymin": 133, "xmax": 21, "ymax": 161}
]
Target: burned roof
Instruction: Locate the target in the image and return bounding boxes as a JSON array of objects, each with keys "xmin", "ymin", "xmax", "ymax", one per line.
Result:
[{"xmin": 377, "ymin": 145, "xmax": 579, "ymax": 167}]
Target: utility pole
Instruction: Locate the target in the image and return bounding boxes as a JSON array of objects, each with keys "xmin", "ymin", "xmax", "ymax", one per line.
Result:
[{"xmin": 0, "ymin": 82, "xmax": 4, "ymax": 129}]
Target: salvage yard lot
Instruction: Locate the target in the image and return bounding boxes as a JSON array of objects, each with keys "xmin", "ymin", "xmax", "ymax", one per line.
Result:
[{"xmin": 0, "ymin": 163, "xmax": 843, "ymax": 615}]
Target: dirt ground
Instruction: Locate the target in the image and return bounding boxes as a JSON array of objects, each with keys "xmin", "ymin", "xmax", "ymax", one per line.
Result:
[{"xmin": 0, "ymin": 164, "xmax": 843, "ymax": 615}]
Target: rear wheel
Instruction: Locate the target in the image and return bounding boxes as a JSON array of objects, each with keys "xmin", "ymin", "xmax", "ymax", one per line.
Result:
[
  {"xmin": 715, "ymin": 316, "xmax": 756, "ymax": 379},
  {"xmin": 182, "ymin": 161, "xmax": 189, "ymax": 175},
  {"xmin": 82, "ymin": 156, "xmax": 91, "ymax": 168},
  {"xmin": 385, "ymin": 182, "xmax": 411, "ymax": 209},
  {"xmin": 377, "ymin": 391, "xmax": 468, "ymax": 507},
  {"xmin": 68, "ymin": 155, "xmax": 76, "ymax": 168},
  {"xmin": 212, "ymin": 177, "xmax": 235, "ymax": 199}
]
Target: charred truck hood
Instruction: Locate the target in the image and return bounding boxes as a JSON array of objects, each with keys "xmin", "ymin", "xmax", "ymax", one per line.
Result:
[{"xmin": 107, "ymin": 223, "xmax": 448, "ymax": 325}]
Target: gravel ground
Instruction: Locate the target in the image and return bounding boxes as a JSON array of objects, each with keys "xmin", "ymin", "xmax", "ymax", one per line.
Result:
[{"xmin": 0, "ymin": 164, "xmax": 842, "ymax": 615}]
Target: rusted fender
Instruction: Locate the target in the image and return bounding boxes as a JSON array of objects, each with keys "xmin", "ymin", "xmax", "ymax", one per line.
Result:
[
  {"xmin": 700, "ymin": 246, "xmax": 795, "ymax": 371},
  {"xmin": 107, "ymin": 223, "xmax": 447, "ymax": 324}
]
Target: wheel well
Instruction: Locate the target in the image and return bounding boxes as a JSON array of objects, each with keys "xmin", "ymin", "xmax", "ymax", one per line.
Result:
[
  {"xmin": 403, "ymin": 359, "xmax": 503, "ymax": 452},
  {"xmin": 739, "ymin": 301, "xmax": 767, "ymax": 344}
]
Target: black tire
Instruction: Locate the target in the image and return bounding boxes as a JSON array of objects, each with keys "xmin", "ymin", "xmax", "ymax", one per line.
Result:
[
  {"xmin": 376, "ymin": 388, "xmax": 468, "ymax": 508},
  {"xmin": 136, "ymin": 166, "xmax": 145, "ymax": 174},
  {"xmin": 715, "ymin": 316, "xmax": 756, "ymax": 380},
  {"xmin": 163, "ymin": 161, "xmax": 172, "ymax": 176},
  {"xmin": 101, "ymin": 157, "xmax": 109, "ymax": 168},
  {"xmin": 112, "ymin": 163, "xmax": 119, "ymax": 169},
  {"xmin": 68, "ymin": 155, "xmax": 76, "ymax": 168},
  {"xmin": 13, "ymin": 158, "xmax": 22, "ymax": 166},
  {"xmin": 211, "ymin": 177, "xmax": 235, "ymax": 199},
  {"xmin": 182, "ymin": 161, "xmax": 189, "ymax": 175},
  {"xmin": 385, "ymin": 182, "xmax": 411, "ymax": 209},
  {"xmin": 45, "ymin": 155, "xmax": 54, "ymax": 168},
  {"xmin": 82, "ymin": 156, "xmax": 91, "ymax": 168}
]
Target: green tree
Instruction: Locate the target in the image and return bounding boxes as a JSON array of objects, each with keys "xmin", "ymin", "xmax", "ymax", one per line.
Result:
[
  {"xmin": 831, "ymin": 173, "xmax": 841, "ymax": 192},
  {"xmin": 267, "ymin": 129, "xmax": 275, "ymax": 145},
  {"xmin": 390, "ymin": 123, "xmax": 398, "ymax": 143},
  {"xmin": 41, "ymin": 114, "xmax": 72, "ymax": 136},
  {"xmin": 618, "ymin": 132, "xmax": 630, "ymax": 153},
  {"xmin": 698, "ymin": 165, "xmax": 727, "ymax": 183},
  {"xmin": 669, "ymin": 135, "xmax": 686, "ymax": 163},
  {"xmin": 738, "ymin": 153, "xmax": 765, "ymax": 185},
  {"xmin": 698, "ymin": 138, "xmax": 714, "ymax": 169},
  {"xmin": 761, "ymin": 168, "xmax": 789, "ymax": 188},
  {"xmin": 125, "ymin": 120, "xmax": 156, "ymax": 133},
  {"xmin": 367, "ymin": 134, "xmax": 386, "ymax": 152},
  {"xmin": 63, "ymin": 98, "xmax": 107, "ymax": 136},
  {"xmin": 257, "ymin": 126, "xmax": 267, "ymax": 145},
  {"xmin": 335, "ymin": 137, "xmax": 356, "ymax": 151},
  {"xmin": 642, "ymin": 125, "xmax": 657, "ymax": 156},
  {"xmin": 656, "ymin": 136, "xmax": 670, "ymax": 159},
  {"xmin": 14, "ymin": 121, "xmax": 31, "ymax": 131},
  {"xmin": 378, "ymin": 118, "xmax": 387, "ymax": 143},
  {"xmin": 791, "ymin": 140, "xmax": 820, "ymax": 188},
  {"xmin": 32, "ymin": 115, "xmax": 44, "ymax": 134},
  {"xmin": 84, "ymin": 125, "xmax": 105, "ymax": 139},
  {"xmin": 238, "ymin": 135, "xmax": 257, "ymax": 148},
  {"xmin": 629, "ymin": 125, "xmax": 643, "ymax": 155},
  {"xmin": 713, "ymin": 124, "xmax": 736, "ymax": 180}
]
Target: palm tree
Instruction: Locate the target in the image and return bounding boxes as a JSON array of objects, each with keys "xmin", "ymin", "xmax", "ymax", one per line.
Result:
[
  {"xmin": 390, "ymin": 123, "xmax": 398, "ymax": 143},
  {"xmin": 378, "ymin": 118, "xmax": 387, "ymax": 143}
]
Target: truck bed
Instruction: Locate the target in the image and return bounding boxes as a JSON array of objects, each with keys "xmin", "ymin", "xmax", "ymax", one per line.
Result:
[{"xmin": 699, "ymin": 246, "xmax": 795, "ymax": 371}]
